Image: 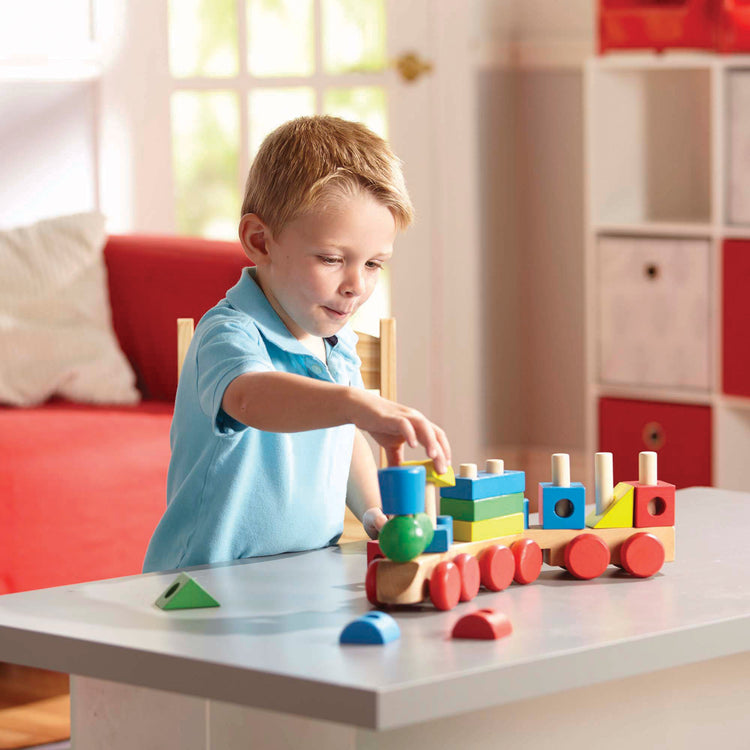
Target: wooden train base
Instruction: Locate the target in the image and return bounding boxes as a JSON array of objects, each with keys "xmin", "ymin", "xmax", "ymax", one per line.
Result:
[{"xmin": 367, "ymin": 524, "xmax": 675, "ymax": 611}]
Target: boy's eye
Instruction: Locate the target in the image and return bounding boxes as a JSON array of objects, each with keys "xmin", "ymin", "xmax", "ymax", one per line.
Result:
[
  {"xmin": 319, "ymin": 256, "xmax": 341, "ymax": 265},
  {"xmin": 366, "ymin": 260, "xmax": 384, "ymax": 270}
]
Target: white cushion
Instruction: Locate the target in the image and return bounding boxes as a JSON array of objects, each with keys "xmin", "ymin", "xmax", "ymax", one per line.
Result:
[{"xmin": 0, "ymin": 212, "xmax": 140, "ymax": 406}]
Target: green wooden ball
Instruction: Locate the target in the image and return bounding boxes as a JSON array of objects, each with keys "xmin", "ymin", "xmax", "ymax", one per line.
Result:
[
  {"xmin": 379, "ymin": 515, "xmax": 429, "ymax": 562},
  {"xmin": 414, "ymin": 512, "xmax": 435, "ymax": 549}
]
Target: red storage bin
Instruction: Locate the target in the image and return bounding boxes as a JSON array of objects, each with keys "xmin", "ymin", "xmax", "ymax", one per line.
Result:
[
  {"xmin": 599, "ymin": 0, "xmax": 717, "ymax": 53},
  {"xmin": 718, "ymin": 0, "xmax": 750, "ymax": 51},
  {"xmin": 722, "ymin": 240, "xmax": 750, "ymax": 397},
  {"xmin": 599, "ymin": 397, "xmax": 712, "ymax": 487}
]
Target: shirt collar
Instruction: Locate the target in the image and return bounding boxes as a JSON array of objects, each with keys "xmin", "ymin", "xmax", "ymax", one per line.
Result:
[{"xmin": 225, "ymin": 267, "xmax": 361, "ymax": 367}]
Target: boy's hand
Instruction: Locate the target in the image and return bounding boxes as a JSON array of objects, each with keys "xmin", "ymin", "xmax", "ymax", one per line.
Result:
[
  {"xmin": 362, "ymin": 507, "xmax": 388, "ymax": 539},
  {"xmin": 348, "ymin": 390, "xmax": 451, "ymax": 474}
]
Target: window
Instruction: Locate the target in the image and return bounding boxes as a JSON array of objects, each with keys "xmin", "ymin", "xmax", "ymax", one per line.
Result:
[{"xmin": 167, "ymin": 0, "xmax": 390, "ymax": 332}]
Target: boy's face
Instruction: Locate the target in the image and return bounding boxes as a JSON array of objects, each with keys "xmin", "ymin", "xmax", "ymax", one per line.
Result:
[{"xmin": 245, "ymin": 192, "xmax": 396, "ymax": 344}]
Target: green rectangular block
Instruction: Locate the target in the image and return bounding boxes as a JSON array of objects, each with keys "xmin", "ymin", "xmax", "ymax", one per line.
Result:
[{"xmin": 439, "ymin": 492, "xmax": 524, "ymax": 522}]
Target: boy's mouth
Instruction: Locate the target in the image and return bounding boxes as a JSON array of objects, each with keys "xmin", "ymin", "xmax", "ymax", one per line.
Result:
[{"xmin": 322, "ymin": 306, "xmax": 352, "ymax": 320}]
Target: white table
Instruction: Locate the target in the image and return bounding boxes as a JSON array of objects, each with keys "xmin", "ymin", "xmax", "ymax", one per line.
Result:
[{"xmin": 0, "ymin": 488, "xmax": 748, "ymax": 749}]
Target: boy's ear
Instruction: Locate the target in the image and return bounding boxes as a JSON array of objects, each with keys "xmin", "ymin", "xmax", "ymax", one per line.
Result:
[{"xmin": 238, "ymin": 213, "xmax": 272, "ymax": 265}]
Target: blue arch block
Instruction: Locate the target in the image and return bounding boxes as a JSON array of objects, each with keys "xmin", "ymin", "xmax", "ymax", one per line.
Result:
[
  {"xmin": 424, "ymin": 515, "xmax": 453, "ymax": 553},
  {"xmin": 378, "ymin": 466, "xmax": 426, "ymax": 515},
  {"xmin": 340, "ymin": 612, "xmax": 401, "ymax": 645}
]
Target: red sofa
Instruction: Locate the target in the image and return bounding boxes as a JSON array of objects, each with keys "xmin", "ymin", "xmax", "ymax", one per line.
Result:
[{"xmin": 0, "ymin": 235, "xmax": 247, "ymax": 594}]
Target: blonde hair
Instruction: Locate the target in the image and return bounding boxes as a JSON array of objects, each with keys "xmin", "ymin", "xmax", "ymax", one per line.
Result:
[{"xmin": 241, "ymin": 116, "xmax": 414, "ymax": 236}]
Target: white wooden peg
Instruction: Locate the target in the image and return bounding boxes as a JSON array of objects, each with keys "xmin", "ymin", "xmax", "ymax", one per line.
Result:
[
  {"xmin": 551, "ymin": 453, "xmax": 570, "ymax": 488},
  {"xmin": 424, "ymin": 483, "xmax": 437, "ymax": 528},
  {"xmin": 486, "ymin": 459, "xmax": 504, "ymax": 475},
  {"xmin": 459, "ymin": 463, "xmax": 478, "ymax": 479},
  {"xmin": 595, "ymin": 452, "xmax": 614, "ymax": 514},
  {"xmin": 639, "ymin": 451, "xmax": 658, "ymax": 486}
]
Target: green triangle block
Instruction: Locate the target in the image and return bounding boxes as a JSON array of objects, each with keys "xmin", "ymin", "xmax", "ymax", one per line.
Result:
[{"xmin": 155, "ymin": 573, "xmax": 220, "ymax": 610}]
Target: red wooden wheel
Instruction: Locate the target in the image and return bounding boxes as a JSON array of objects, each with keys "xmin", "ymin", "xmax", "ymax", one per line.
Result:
[
  {"xmin": 429, "ymin": 561, "xmax": 461, "ymax": 610},
  {"xmin": 564, "ymin": 534, "xmax": 611, "ymax": 580},
  {"xmin": 479, "ymin": 545, "xmax": 514, "ymax": 592},
  {"xmin": 365, "ymin": 559, "xmax": 382, "ymax": 606},
  {"xmin": 511, "ymin": 538, "xmax": 542, "ymax": 585},
  {"xmin": 453, "ymin": 553, "xmax": 481, "ymax": 602},
  {"xmin": 620, "ymin": 532, "xmax": 665, "ymax": 578}
]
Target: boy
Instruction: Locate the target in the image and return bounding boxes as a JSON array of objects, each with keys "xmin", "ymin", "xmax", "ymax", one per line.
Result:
[{"xmin": 143, "ymin": 116, "xmax": 450, "ymax": 573}]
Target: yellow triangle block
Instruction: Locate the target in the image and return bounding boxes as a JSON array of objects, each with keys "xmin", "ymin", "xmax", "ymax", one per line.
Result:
[
  {"xmin": 586, "ymin": 481, "xmax": 634, "ymax": 529},
  {"xmin": 402, "ymin": 459, "xmax": 456, "ymax": 487}
]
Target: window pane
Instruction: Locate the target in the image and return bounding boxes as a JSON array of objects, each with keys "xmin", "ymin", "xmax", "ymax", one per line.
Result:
[
  {"xmin": 249, "ymin": 87, "xmax": 315, "ymax": 157},
  {"xmin": 169, "ymin": 0, "xmax": 238, "ymax": 78},
  {"xmin": 322, "ymin": 0, "xmax": 386, "ymax": 74},
  {"xmin": 247, "ymin": 0, "xmax": 314, "ymax": 77},
  {"xmin": 172, "ymin": 91, "xmax": 240, "ymax": 239},
  {"xmin": 323, "ymin": 87, "xmax": 387, "ymax": 139},
  {"xmin": 350, "ymin": 267, "xmax": 390, "ymax": 337}
]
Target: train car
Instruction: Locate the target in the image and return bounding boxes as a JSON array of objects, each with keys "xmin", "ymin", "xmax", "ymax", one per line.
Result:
[{"xmin": 366, "ymin": 452, "xmax": 676, "ymax": 611}]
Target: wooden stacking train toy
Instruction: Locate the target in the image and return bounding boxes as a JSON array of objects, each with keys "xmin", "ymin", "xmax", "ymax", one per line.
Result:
[{"xmin": 366, "ymin": 451, "xmax": 676, "ymax": 611}]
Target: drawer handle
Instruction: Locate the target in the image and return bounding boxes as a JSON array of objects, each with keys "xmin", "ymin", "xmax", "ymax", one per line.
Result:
[
  {"xmin": 644, "ymin": 263, "xmax": 660, "ymax": 280},
  {"xmin": 642, "ymin": 421, "xmax": 665, "ymax": 450}
]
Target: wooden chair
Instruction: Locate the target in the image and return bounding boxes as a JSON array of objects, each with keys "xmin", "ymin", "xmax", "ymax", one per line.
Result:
[{"xmin": 177, "ymin": 317, "xmax": 397, "ymax": 542}]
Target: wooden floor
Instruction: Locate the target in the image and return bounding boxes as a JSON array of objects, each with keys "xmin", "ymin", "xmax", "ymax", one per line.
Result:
[{"xmin": 0, "ymin": 664, "xmax": 70, "ymax": 750}]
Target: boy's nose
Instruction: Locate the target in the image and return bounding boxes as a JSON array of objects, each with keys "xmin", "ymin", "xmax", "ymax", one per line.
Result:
[{"xmin": 341, "ymin": 269, "xmax": 365, "ymax": 297}]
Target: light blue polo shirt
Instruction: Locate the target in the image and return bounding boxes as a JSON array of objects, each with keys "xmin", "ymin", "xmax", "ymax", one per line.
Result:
[{"xmin": 142, "ymin": 267, "xmax": 363, "ymax": 573}]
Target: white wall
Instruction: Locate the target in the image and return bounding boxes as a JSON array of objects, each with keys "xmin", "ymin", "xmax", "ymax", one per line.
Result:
[
  {"xmin": 0, "ymin": 81, "xmax": 98, "ymax": 229},
  {"xmin": 477, "ymin": 0, "xmax": 595, "ymax": 453},
  {"xmin": 478, "ymin": 0, "xmax": 595, "ymax": 43}
]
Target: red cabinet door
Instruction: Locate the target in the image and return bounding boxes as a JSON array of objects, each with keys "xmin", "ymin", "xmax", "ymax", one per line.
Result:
[
  {"xmin": 599, "ymin": 1, "xmax": 717, "ymax": 54},
  {"xmin": 723, "ymin": 240, "xmax": 750, "ymax": 398},
  {"xmin": 599, "ymin": 397, "xmax": 712, "ymax": 488},
  {"xmin": 718, "ymin": 0, "xmax": 750, "ymax": 52}
]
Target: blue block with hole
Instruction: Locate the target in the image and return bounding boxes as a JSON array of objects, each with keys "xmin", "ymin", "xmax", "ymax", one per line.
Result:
[
  {"xmin": 424, "ymin": 515, "xmax": 453, "ymax": 553},
  {"xmin": 378, "ymin": 466, "xmax": 426, "ymax": 515},
  {"xmin": 538, "ymin": 482, "xmax": 586, "ymax": 530},
  {"xmin": 339, "ymin": 611, "xmax": 401, "ymax": 645}
]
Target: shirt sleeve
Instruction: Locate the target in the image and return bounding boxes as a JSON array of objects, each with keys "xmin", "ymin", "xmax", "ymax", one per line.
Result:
[
  {"xmin": 349, "ymin": 363, "xmax": 365, "ymax": 389},
  {"xmin": 195, "ymin": 317, "xmax": 274, "ymax": 435}
]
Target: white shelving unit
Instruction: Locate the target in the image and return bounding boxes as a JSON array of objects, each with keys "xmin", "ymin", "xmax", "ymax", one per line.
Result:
[{"xmin": 584, "ymin": 52, "xmax": 750, "ymax": 491}]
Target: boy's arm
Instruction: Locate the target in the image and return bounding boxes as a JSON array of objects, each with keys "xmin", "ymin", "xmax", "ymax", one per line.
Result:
[
  {"xmin": 222, "ymin": 371, "xmax": 451, "ymax": 473},
  {"xmin": 346, "ymin": 429, "xmax": 387, "ymax": 539},
  {"xmin": 223, "ymin": 371, "xmax": 352, "ymax": 431}
]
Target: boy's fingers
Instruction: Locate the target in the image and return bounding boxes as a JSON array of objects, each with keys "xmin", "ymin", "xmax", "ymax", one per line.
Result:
[
  {"xmin": 432, "ymin": 449, "xmax": 448, "ymax": 475},
  {"xmin": 433, "ymin": 424, "xmax": 452, "ymax": 466},
  {"xmin": 410, "ymin": 417, "xmax": 445, "ymax": 473},
  {"xmin": 386, "ymin": 444, "xmax": 403, "ymax": 467},
  {"xmin": 398, "ymin": 417, "xmax": 418, "ymax": 449}
]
